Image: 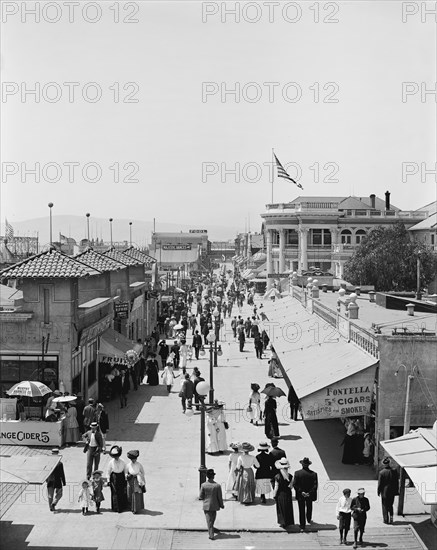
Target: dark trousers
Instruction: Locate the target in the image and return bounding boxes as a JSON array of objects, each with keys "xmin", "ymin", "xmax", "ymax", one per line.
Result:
[
  {"xmin": 239, "ymin": 340, "xmax": 244, "ymax": 352},
  {"xmin": 194, "ymin": 347, "xmax": 200, "ymax": 360},
  {"xmin": 204, "ymin": 510, "xmax": 217, "ymax": 538},
  {"xmin": 290, "ymin": 402, "xmax": 299, "ymax": 420},
  {"xmin": 86, "ymin": 447, "xmax": 101, "ymax": 479},
  {"xmin": 381, "ymin": 494, "xmax": 395, "ymax": 523},
  {"xmin": 297, "ymin": 499, "xmax": 313, "ymax": 528},
  {"xmin": 173, "ymin": 355, "xmax": 180, "ymax": 368},
  {"xmin": 181, "ymin": 397, "xmax": 192, "ymax": 412},
  {"xmin": 47, "ymin": 486, "xmax": 63, "ymax": 509},
  {"xmin": 119, "ymin": 391, "xmax": 127, "ymax": 408}
]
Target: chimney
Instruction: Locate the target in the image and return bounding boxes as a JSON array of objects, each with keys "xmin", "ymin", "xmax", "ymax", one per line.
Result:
[
  {"xmin": 385, "ymin": 191, "xmax": 390, "ymax": 211},
  {"xmin": 369, "ymin": 194, "xmax": 376, "ymax": 209}
]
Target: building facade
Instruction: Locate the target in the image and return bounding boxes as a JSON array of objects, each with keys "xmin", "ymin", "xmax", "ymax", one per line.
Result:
[{"xmin": 261, "ymin": 193, "xmax": 428, "ymax": 289}]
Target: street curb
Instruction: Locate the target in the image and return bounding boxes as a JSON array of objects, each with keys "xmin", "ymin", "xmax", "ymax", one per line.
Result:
[
  {"xmin": 408, "ymin": 524, "xmax": 430, "ymax": 550},
  {"xmin": 115, "ymin": 525, "xmax": 336, "ymax": 533}
]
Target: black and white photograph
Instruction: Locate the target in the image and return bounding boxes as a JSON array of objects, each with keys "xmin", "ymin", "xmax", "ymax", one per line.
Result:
[{"xmin": 0, "ymin": 2, "xmax": 436, "ymax": 549}]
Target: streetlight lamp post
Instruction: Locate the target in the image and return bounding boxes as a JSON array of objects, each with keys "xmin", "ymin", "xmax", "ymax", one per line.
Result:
[
  {"xmin": 416, "ymin": 252, "xmax": 422, "ymax": 301},
  {"xmin": 196, "ymin": 380, "xmax": 211, "ymax": 488},
  {"xmin": 206, "ymin": 331, "xmax": 216, "ymax": 403},
  {"xmin": 48, "ymin": 202, "xmax": 54, "ymax": 246},
  {"xmin": 129, "ymin": 222, "xmax": 132, "ymax": 247},
  {"xmin": 109, "ymin": 218, "xmax": 113, "ymax": 247},
  {"xmin": 86, "ymin": 213, "xmax": 90, "ymax": 242}
]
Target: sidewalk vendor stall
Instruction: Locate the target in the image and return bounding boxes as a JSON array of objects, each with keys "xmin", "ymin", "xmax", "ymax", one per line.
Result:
[{"xmin": 0, "ymin": 381, "xmax": 66, "ymax": 447}]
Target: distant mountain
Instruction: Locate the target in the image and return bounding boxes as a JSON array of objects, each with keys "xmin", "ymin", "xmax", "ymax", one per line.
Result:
[{"xmin": 3, "ymin": 216, "xmax": 240, "ymax": 247}]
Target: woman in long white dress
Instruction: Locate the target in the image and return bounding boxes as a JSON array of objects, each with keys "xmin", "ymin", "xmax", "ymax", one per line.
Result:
[
  {"xmin": 226, "ymin": 443, "xmax": 241, "ymax": 499},
  {"xmin": 206, "ymin": 402, "xmax": 228, "ymax": 453},
  {"xmin": 248, "ymin": 383, "xmax": 261, "ymax": 426},
  {"xmin": 65, "ymin": 403, "xmax": 80, "ymax": 445},
  {"xmin": 179, "ymin": 340, "xmax": 190, "ymax": 368}
]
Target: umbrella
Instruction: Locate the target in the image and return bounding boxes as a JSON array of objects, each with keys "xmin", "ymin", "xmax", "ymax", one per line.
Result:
[
  {"xmin": 261, "ymin": 384, "xmax": 286, "ymax": 398},
  {"xmin": 174, "ymin": 323, "xmax": 184, "ymax": 330},
  {"xmin": 7, "ymin": 380, "xmax": 52, "ymax": 398},
  {"xmin": 52, "ymin": 395, "xmax": 77, "ymax": 403},
  {"xmin": 175, "ymin": 287, "xmax": 185, "ymax": 293}
]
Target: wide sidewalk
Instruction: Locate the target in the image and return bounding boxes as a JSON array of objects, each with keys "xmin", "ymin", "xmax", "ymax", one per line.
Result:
[{"xmin": 1, "ymin": 301, "xmax": 431, "ymax": 549}]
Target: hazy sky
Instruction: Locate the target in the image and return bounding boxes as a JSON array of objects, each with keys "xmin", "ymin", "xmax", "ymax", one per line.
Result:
[{"xmin": 1, "ymin": 1, "xmax": 436, "ymax": 240}]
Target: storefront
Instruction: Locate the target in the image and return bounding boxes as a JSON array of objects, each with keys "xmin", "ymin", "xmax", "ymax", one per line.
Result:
[{"xmin": 0, "ymin": 354, "xmax": 59, "ymax": 397}]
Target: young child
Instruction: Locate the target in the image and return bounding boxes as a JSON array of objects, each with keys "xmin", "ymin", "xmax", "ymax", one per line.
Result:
[
  {"xmin": 78, "ymin": 480, "xmax": 92, "ymax": 515},
  {"xmin": 91, "ymin": 470, "xmax": 105, "ymax": 514},
  {"xmin": 161, "ymin": 362, "xmax": 178, "ymax": 393}
]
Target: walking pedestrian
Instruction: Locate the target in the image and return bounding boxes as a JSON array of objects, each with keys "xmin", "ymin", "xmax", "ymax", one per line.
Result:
[
  {"xmin": 78, "ymin": 480, "xmax": 92, "ymax": 515},
  {"xmin": 248, "ymin": 383, "xmax": 261, "ymax": 426},
  {"xmin": 170, "ymin": 340, "xmax": 180, "ymax": 369},
  {"xmin": 46, "ymin": 448, "xmax": 65, "ymax": 511},
  {"xmin": 191, "ymin": 368, "xmax": 205, "ymax": 410},
  {"xmin": 64, "ymin": 403, "xmax": 80, "ymax": 445},
  {"xmin": 91, "ymin": 470, "xmax": 105, "ymax": 514},
  {"xmin": 255, "ymin": 442, "xmax": 272, "ymax": 504},
  {"xmin": 235, "ymin": 442, "xmax": 259, "ymax": 505},
  {"xmin": 192, "ymin": 330, "xmax": 203, "ymax": 359},
  {"xmin": 106, "ymin": 445, "xmax": 128, "ymax": 513},
  {"xmin": 74, "ymin": 392, "xmax": 85, "ymax": 434},
  {"xmin": 293, "ymin": 457, "xmax": 318, "ymax": 531},
  {"xmin": 83, "ymin": 422, "xmax": 103, "ymax": 479},
  {"xmin": 179, "ymin": 373, "xmax": 194, "ymax": 413},
  {"xmin": 377, "ymin": 458, "xmax": 399, "ymax": 524},
  {"xmin": 273, "ymin": 457, "xmax": 294, "ymax": 528},
  {"xmin": 199, "ymin": 468, "xmax": 224, "ymax": 540},
  {"xmin": 351, "ymin": 488, "xmax": 370, "ymax": 548},
  {"xmin": 96, "ymin": 403, "xmax": 109, "ymax": 454},
  {"xmin": 161, "ymin": 362, "xmax": 178, "ymax": 392},
  {"xmin": 82, "ymin": 398, "xmax": 97, "ymax": 432},
  {"xmin": 179, "ymin": 339, "xmax": 190, "ymax": 369},
  {"xmin": 269, "ymin": 438, "xmax": 286, "ymax": 487},
  {"xmin": 231, "ymin": 316, "xmax": 237, "ymax": 338},
  {"xmin": 336, "ymin": 488, "xmax": 352, "ymax": 545},
  {"xmin": 254, "ymin": 333, "xmax": 264, "ymax": 358},
  {"xmin": 226, "ymin": 442, "xmax": 241, "ymax": 500},
  {"xmin": 244, "ymin": 317, "xmax": 252, "ymax": 338},
  {"xmin": 158, "ymin": 340, "xmax": 169, "ymax": 369},
  {"xmin": 263, "ymin": 396, "xmax": 279, "ymax": 440},
  {"xmin": 238, "ymin": 324, "xmax": 245, "ymax": 352},
  {"xmin": 114, "ymin": 369, "xmax": 130, "ymax": 408},
  {"xmin": 125, "ymin": 450, "xmax": 146, "ymax": 514},
  {"xmin": 145, "ymin": 354, "xmax": 160, "ymax": 385},
  {"xmin": 287, "ymin": 385, "xmax": 300, "ymax": 421},
  {"xmin": 206, "ymin": 401, "xmax": 228, "ymax": 454}
]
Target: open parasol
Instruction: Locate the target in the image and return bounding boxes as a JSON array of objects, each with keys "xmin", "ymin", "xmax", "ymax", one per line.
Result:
[
  {"xmin": 52, "ymin": 395, "xmax": 77, "ymax": 403},
  {"xmin": 7, "ymin": 381, "xmax": 52, "ymax": 398},
  {"xmin": 261, "ymin": 384, "xmax": 286, "ymax": 398},
  {"xmin": 174, "ymin": 323, "xmax": 184, "ymax": 330}
]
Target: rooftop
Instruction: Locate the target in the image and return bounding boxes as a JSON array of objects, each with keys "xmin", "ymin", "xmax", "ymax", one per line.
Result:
[
  {"xmin": 0, "ymin": 248, "xmax": 101, "ymax": 280},
  {"xmin": 123, "ymin": 246, "xmax": 156, "ymax": 265},
  {"xmin": 102, "ymin": 248, "xmax": 143, "ymax": 267},
  {"xmin": 74, "ymin": 248, "xmax": 127, "ymax": 272}
]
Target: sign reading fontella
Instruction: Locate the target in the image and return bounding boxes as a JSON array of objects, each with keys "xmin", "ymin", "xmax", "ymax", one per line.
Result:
[
  {"xmin": 162, "ymin": 244, "xmax": 192, "ymax": 250},
  {"xmin": 189, "ymin": 229, "xmax": 207, "ymax": 233},
  {"xmin": 0, "ymin": 420, "xmax": 63, "ymax": 446},
  {"xmin": 300, "ymin": 365, "xmax": 377, "ymax": 421}
]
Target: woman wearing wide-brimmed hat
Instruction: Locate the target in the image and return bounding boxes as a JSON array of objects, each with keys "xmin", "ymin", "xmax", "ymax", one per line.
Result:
[
  {"xmin": 254, "ymin": 442, "xmax": 272, "ymax": 504},
  {"xmin": 206, "ymin": 401, "xmax": 228, "ymax": 453},
  {"xmin": 273, "ymin": 457, "xmax": 294, "ymax": 528},
  {"xmin": 106, "ymin": 445, "xmax": 128, "ymax": 512},
  {"xmin": 125, "ymin": 450, "xmax": 146, "ymax": 514},
  {"xmin": 248, "ymin": 383, "xmax": 261, "ymax": 426},
  {"xmin": 264, "ymin": 396, "xmax": 279, "ymax": 440},
  {"xmin": 226, "ymin": 442, "xmax": 241, "ymax": 499},
  {"xmin": 235, "ymin": 442, "xmax": 259, "ymax": 504}
]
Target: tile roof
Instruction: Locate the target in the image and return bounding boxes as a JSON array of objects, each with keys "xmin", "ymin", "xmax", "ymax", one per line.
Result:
[
  {"xmin": 102, "ymin": 248, "xmax": 143, "ymax": 266},
  {"xmin": 289, "ymin": 196, "xmax": 345, "ymax": 204},
  {"xmin": 74, "ymin": 248, "xmax": 127, "ymax": 272},
  {"xmin": 123, "ymin": 247, "xmax": 156, "ymax": 265},
  {"xmin": 0, "ymin": 248, "xmax": 101, "ymax": 279},
  {"xmin": 338, "ymin": 195, "xmax": 400, "ymax": 211}
]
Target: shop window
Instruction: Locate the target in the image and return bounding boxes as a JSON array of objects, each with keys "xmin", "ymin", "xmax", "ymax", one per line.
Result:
[
  {"xmin": 72, "ymin": 374, "xmax": 81, "ymax": 395},
  {"xmin": 311, "ymin": 229, "xmax": 331, "ymax": 246},
  {"xmin": 286, "ymin": 230, "xmax": 298, "ymax": 245},
  {"xmin": 0, "ymin": 360, "xmax": 20, "ymax": 381},
  {"xmin": 341, "ymin": 230, "xmax": 352, "ymax": 244}
]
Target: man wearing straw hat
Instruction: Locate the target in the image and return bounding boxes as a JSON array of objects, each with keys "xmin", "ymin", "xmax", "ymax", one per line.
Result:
[
  {"xmin": 199, "ymin": 469, "xmax": 224, "ymax": 540},
  {"xmin": 293, "ymin": 457, "xmax": 318, "ymax": 531},
  {"xmin": 46, "ymin": 448, "xmax": 65, "ymax": 511}
]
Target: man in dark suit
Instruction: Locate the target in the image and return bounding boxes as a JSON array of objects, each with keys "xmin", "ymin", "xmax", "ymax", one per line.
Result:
[
  {"xmin": 269, "ymin": 437, "xmax": 286, "ymax": 487},
  {"xmin": 83, "ymin": 422, "xmax": 103, "ymax": 479},
  {"xmin": 82, "ymin": 398, "xmax": 97, "ymax": 431},
  {"xmin": 199, "ymin": 469, "xmax": 224, "ymax": 540},
  {"xmin": 170, "ymin": 341, "xmax": 180, "ymax": 369},
  {"xmin": 351, "ymin": 488, "xmax": 370, "ymax": 548},
  {"xmin": 192, "ymin": 330, "xmax": 203, "ymax": 360},
  {"xmin": 377, "ymin": 457, "xmax": 399, "ymax": 524},
  {"xmin": 293, "ymin": 457, "xmax": 318, "ymax": 531},
  {"xmin": 46, "ymin": 449, "xmax": 66, "ymax": 511},
  {"xmin": 114, "ymin": 368, "xmax": 130, "ymax": 408}
]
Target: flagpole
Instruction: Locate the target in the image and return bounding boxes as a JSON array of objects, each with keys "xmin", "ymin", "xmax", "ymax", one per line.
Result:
[{"xmin": 271, "ymin": 148, "xmax": 275, "ymax": 204}]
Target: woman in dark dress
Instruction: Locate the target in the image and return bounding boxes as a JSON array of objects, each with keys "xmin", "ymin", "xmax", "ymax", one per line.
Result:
[
  {"xmin": 254, "ymin": 442, "xmax": 272, "ymax": 503},
  {"xmin": 158, "ymin": 340, "xmax": 169, "ymax": 368},
  {"xmin": 264, "ymin": 396, "xmax": 279, "ymax": 440},
  {"xmin": 146, "ymin": 354, "xmax": 159, "ymax": 386},
  {"xmin": 273, "ymin": 457, "xmax": 294, "ymax": 528},
  {"xmin": 106, "ymin": 445, "xmax": 128, "ymax": 512}
]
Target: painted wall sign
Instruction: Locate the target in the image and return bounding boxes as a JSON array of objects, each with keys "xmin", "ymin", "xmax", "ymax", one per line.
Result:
[
  {"xmin": 189, "ymin": 229, "xmax": 207, "ymax": 233},
  {"xmin": 114, "ymin": 302, "xmax": 129, "ymax": 318},
  {"xmin": 300, "ymin": 365, "xmax": 377, "ymax": 420},
  {"xmin": 162, "ymin": 244, "xmax": 192, "ymax": 250},
  {"xmin": 0, "ymin": 420, "xmax": 63, "ymax": 446}
]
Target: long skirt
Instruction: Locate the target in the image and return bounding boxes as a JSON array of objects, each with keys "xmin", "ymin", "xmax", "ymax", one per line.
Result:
[
  {"xmin": 276, "ymin": 488, "xmax": 294, "ymax": 527},
  {"xmin": 109, "ymin": 472, "xmax": 128, "ymax": 512},
  {"xmin": 65, "ymin": 427, "xmax": 80, "ymax": 443},
  {"xmin": 264, "ymin": 412, "xmax": 279, "ymax": 439},
  {"xmin": 256, "ymin": 478, "xmax": 272, "ymax": 496},
  {"xmin": 236, "ymin": 467, "xmax": 256, "ymax": 504},
  {"xmin": 127, "ymin": 476, "xmax": 144, "ymax": 513}
]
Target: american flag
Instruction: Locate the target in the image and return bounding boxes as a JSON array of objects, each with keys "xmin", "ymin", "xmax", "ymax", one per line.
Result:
[
  {"xmin": 5, "ymin": 219, "xmax": 14, "ymax": 239},
  {"xmin": 274, "ymin": 154, "xmax": 303, "ymax": 189}
]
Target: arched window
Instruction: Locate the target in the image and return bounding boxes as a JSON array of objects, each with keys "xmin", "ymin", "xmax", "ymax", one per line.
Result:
[
  {"xmin": 341, "ymin": 229, "xmax": 352, "ymax": 244},
  {"xmin": 355, "ymin": 229, "xmax": 367, "ymax": 244}
]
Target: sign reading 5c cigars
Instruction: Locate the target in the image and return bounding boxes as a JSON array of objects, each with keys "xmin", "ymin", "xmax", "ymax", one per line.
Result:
[{"xmin": 300, "ymin": 365, "xmax": 377, "ymax": 421}]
